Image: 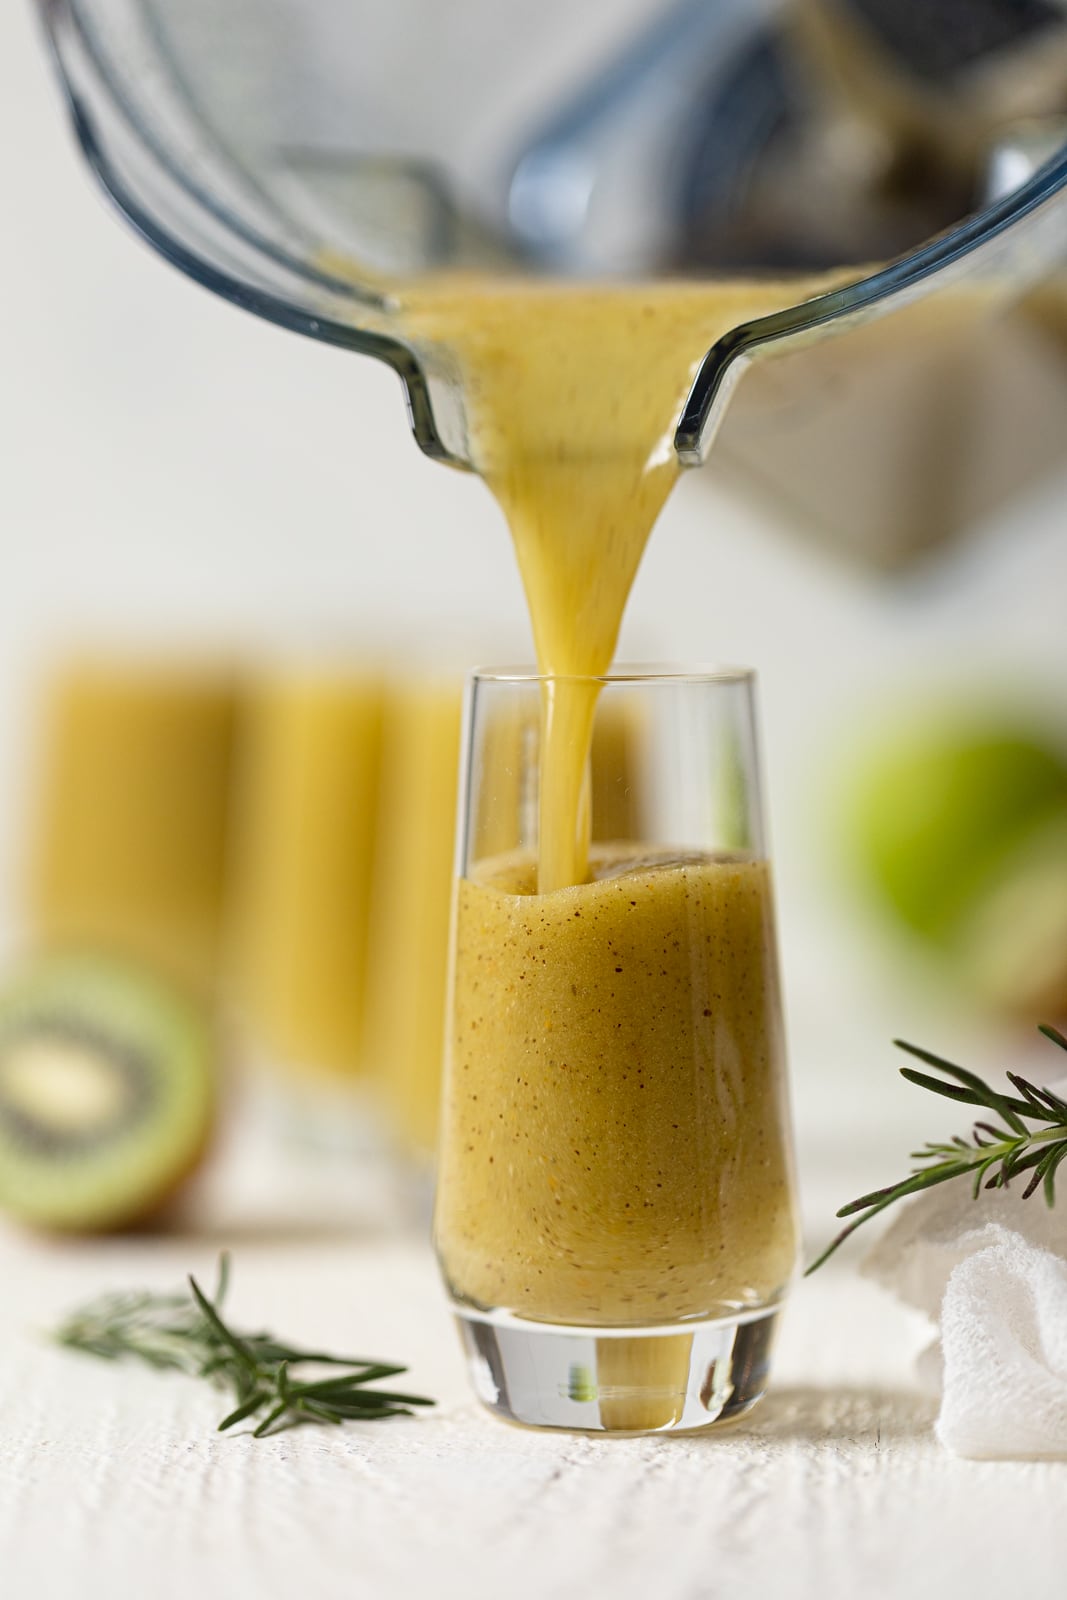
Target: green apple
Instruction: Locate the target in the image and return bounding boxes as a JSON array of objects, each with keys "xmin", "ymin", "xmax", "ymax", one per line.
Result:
[{"xmin": 849, "ymin": 712, "xmax": 1067, "ymax": 1014}]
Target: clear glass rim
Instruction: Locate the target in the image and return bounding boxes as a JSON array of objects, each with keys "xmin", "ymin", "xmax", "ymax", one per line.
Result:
[{"xmin": 470, "ymin": 662, "xmax": 756, "ymax": 687}]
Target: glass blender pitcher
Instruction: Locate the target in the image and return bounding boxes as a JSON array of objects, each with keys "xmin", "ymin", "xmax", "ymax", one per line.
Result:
[{"xmin": 35, "ymin": 0, "xmax": 1067, "ymax": 563}]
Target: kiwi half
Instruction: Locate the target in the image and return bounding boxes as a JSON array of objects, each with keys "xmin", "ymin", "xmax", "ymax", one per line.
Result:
[{"xmin": 0, "ymin": 952, "xmax": 214, "ymax": 1231}]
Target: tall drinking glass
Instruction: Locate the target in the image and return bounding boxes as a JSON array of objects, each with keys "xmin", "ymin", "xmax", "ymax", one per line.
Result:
[{"xmin": 435, "ymin": 668, "xmax": 800, "ymax": 1434}]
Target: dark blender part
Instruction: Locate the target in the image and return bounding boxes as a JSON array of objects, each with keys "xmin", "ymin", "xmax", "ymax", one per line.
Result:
[{"xmin": 36, "ymin": 0, "xmax": 1067, "ymax": 563}]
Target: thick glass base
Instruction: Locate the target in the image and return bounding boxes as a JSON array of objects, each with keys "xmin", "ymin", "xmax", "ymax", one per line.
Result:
[{"xmin": 454, "ymin": 1304, "xmax": 782, "ymax": 1434}]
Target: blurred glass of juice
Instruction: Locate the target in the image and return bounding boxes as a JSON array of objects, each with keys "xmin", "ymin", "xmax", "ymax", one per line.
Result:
[
  {"xmin": 363, "ymin": 678, "xmax": 463, "ymax": 1161},
  {"xmin": 25, "ymin": 656, "xmax": 241, "ymax": 991},
  {"xmin": 229, "ymin": 664, "xmax": 386, "ymax": 1091}
]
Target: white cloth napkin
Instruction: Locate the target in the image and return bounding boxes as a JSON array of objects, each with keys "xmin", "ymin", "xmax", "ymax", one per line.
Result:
[{"xmin": 862, "ymin": 1081, "xmax": 1067, "ymax": 1461}]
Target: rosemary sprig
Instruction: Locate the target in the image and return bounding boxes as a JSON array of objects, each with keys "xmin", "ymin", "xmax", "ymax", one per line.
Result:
[
  {"xmin": 807, "ymin": 1024, "xmax": 1067, "ymax": 1274},
  {"xmin": 54, "ymin": 1254, "xmax": 434, "ymax": 1437}
]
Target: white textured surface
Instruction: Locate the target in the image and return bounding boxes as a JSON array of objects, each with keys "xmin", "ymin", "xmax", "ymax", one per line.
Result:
[{"xmin": 2, "ymin": 1220, "xmax": 1066, "ymax": 1600}]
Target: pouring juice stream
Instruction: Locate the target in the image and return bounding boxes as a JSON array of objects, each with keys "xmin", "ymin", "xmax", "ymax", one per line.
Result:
[{"xmin": 395, "ymin": 278, "xmax": 823, "ymax": 889}]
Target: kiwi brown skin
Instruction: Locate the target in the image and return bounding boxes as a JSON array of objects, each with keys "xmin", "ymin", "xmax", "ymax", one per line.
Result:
[{"xmin": 0, "ymin": 949, "xmax": 217, "ymax": 1233}]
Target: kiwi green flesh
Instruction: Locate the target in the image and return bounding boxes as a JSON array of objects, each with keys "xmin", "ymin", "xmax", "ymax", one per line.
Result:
[{"xmin": 0, "ymin": 954, "xmax": 213, "ymax": 1231}]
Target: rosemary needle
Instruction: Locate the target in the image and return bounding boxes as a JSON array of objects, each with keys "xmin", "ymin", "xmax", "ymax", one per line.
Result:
[
  {"xmin": 807, "ymin": 1024, "xmax": 1067, "ymax": 1274},
  {"xmin": 54, "ymin": 1253, "xmax": 434, "ymax": 1437}
]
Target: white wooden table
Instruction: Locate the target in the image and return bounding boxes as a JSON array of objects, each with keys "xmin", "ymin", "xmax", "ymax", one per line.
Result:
[{"xmin": 2, "ymin": 1170, "xmax": 1065, "ymax": 1600}]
